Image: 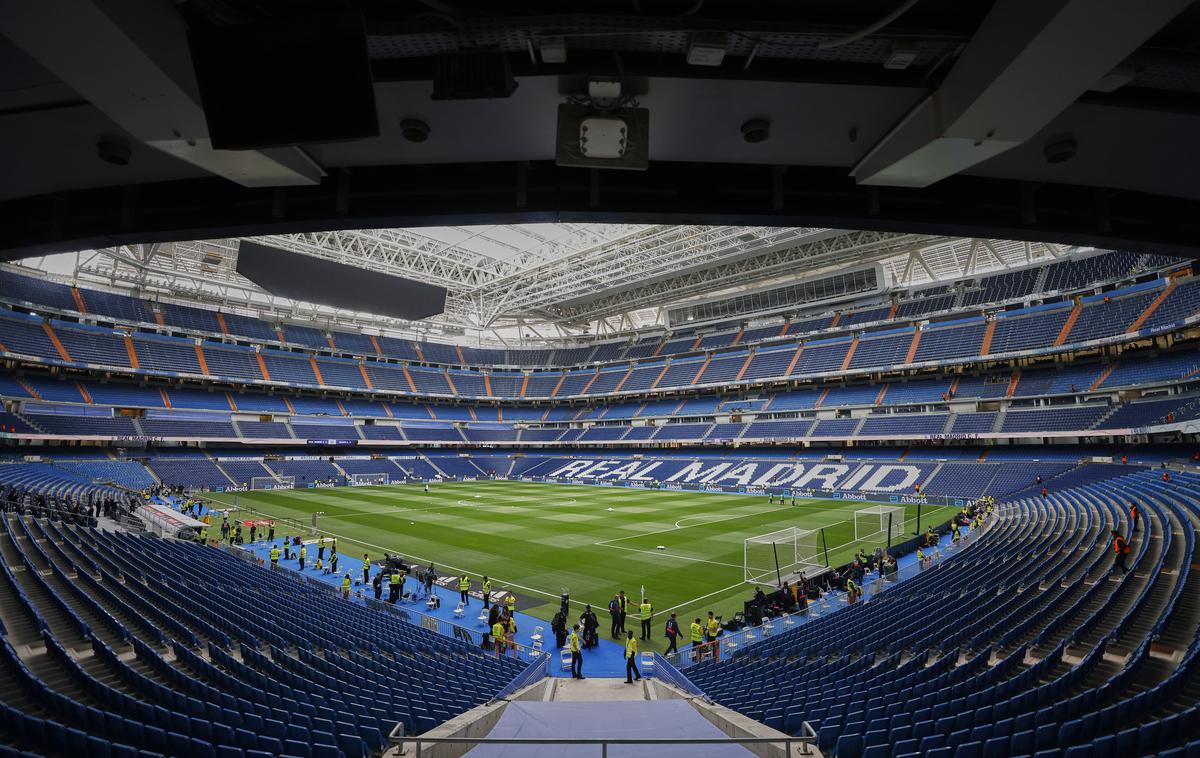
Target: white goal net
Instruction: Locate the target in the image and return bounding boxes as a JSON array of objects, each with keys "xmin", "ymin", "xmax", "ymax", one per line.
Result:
[
  {"xmin": 854, "ymin": 505, "xmax": 906, "ymax": 543},
  {"xmin": 350, "ymin": 473, "xmax": 389, "ymax": 487},
  {"xmin": 744, "ymin": 527, "xmax": 822, "ymax": 586},
  {"xmin": 251, "ymin": 476, "xmax": 295, "ymax": 491}
]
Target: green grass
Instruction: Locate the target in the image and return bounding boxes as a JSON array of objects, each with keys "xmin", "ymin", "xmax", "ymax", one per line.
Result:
[{"xmin": 202, "ymin": 481, "xmax": 955, "ymax": 652}]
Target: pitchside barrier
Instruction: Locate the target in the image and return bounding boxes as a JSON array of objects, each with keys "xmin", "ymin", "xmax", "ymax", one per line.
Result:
[
  {"xmin": 664, "ymin": 508, "xmax": 1004, "ymax": 669},
  {"xmin": 250, "ymin": 476, "xmax": 295, "ymax": 491}
]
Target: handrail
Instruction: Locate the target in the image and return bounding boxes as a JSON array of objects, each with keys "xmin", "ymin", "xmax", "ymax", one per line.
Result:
[
  {"xmin": 391, "ymin": 734, "xmax": 817, "ymax": 757},
  {"xmin": 492, "ymin": 648, "xmax": 551, "ymax": 701},
  {"xmin": 650, "ymin": 652, "xmax": 706, "ymax": 699}
]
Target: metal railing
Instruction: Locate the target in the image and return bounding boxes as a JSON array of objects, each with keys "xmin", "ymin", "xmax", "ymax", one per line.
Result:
[
  {"xmin": 392, "ymin": 734, "xmax": 817, "ymax": 757},
  {"xmin": 649, "ymin": 652, "xmax": 706, "ymax": 698},
  {"xmin": 492, "ymin": 648, "xmax": 552, "ymax": 701}
]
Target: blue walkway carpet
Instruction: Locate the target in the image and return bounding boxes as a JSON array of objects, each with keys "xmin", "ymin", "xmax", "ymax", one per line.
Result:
[{"xmin": 461, "ymin": 701, "xmax": 756, "ymax": 758}]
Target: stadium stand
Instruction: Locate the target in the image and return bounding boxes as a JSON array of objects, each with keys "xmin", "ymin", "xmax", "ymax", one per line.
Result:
[
  {"xmin": 0, "ymin": 514, "xmax": 526, "ymax": 755},
  {"xmin": 2, "ymin": 247, "xmax": 1199, "ymax": 756},
  {"xmin": 682, "ymin": 468, "xmax": 1199, "ymax": 758}
]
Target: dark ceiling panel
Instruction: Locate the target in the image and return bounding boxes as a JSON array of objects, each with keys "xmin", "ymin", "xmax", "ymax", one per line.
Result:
[{"xmin": 1, "ymin": 161, "xmax": 1198, "ymax": 262}]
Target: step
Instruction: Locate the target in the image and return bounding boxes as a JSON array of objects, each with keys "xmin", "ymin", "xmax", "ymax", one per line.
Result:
[{"xmin": 549, "ymin": 676, "xmax": 651, "ymax": 702}]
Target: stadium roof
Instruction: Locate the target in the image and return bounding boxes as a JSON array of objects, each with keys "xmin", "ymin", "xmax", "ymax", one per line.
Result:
[{"xmin": 17, "ymin": 226, "xmax": 1072, "ymax": 340}]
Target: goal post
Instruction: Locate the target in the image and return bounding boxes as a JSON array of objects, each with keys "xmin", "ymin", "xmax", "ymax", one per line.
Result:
[
  {"xmin": 350, "ymin": 472, "xmax": 389, "ymax": 487},
  {"xmin": 251, "ymin": 476, "xmax": 295, "ymax": 491},
  {"xmin": 854, "ymin": 505, "xmax": 906, "ymax": 544},
  {"xmin": 744, "ymin": 527, "xmax": 823, "ymax": 587}
]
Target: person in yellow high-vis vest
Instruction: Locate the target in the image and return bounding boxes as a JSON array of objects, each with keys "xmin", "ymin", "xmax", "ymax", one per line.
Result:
[
  {"xmin": 638, "ymin": 598, "xmax": 653, "ymax": 640},
  {"xmin": 482, "ymin": 576, "xmax": 492, "ymax": 608},
  {"xmin": 342, "ymin": 573, "xmax": 351, "ymax": 600},
  {"xmin": 459, "ymin": 575, "xmax": 471, "ymax": 605},
  {"xmin": 569, "ymin": 624, "xmax": 583, "ymax": 679},
  {"xmin": 624, "ymin": 632, "xmax": 641, "ymax": 684},
  {"xmin": 690, "ymin": 618, "xmax": 704, "ymax": 662},
  {"xmin": 492, "ymin": 619, "xmax": 506, "ymax": 657},
  {"xmin": 505, "ymin": 591, "xmax": 515, "ymax": 617},
  {"xmin": 706, "ymin": 611, "xmax": 721, "ymax": 660},
  {"xmin": 269, "ymin": 545, "xmax": 280, "ymax": 569}
]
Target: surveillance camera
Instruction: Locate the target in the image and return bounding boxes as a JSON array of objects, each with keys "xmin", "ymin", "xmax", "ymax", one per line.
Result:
[
  {"xmin": 400, "ymin": 119, "xmax": 430, "ymax": 143},
  {"xmin": 741, "ymin": 119, "xmax": 770, "ymax": 144},
  {"xmin": 97, "ymin": 136, "xmax": 132, "ymax": 166},
  {"xmin": 1043, "ymin": 133, "xmax": 1077, "ymax": 164}
]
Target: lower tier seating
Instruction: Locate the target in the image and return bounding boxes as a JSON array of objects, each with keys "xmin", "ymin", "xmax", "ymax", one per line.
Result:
[
  {"xmin": 0, "ymin": 514, "xmax": 525, "ymax": 757},
  {"xmin": 682, "ymin": 469, "xmax": 1200, "ymax": 758}
]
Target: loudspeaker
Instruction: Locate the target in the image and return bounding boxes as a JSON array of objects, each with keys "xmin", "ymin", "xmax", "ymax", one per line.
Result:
[{"xmin": 188, "ymin": 12, "xmax": 379, "ymax": 150}]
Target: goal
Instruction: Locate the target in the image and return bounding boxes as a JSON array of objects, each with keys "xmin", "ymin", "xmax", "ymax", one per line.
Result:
[
  {"xmin": 854, "ymin": 505, "xmax": 906, "ymax": 543},
  {"xmin": 744, "ymin": 527, "xmax": 823, "ymax": 586},
  {"xmin": 350, "ymin": 472, "xmax": 389, "ymax": 487},
  {"xmin": 251, "ymin": 476, "xmax": 295, "ymax": 491}
]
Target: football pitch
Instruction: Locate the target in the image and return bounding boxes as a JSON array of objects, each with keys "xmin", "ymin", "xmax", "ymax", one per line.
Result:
[{"xmin": 203, "ymin": 481, "xmax": 955, "ymax": 651}]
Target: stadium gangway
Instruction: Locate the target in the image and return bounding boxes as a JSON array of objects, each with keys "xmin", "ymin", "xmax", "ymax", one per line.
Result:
[
  {"xmin": 491, "ymin": 648, "xmax": 552, "ymax": 702},
  {"xmin": 391, "ymin": 733, "xmax": 819, "ymax": 757}
]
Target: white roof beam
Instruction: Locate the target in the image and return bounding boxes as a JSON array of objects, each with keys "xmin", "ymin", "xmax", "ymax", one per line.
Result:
[
  {"xmin": 853, "ymin": 0, "xmax": 1192, "ymax": 187},
  {"xmin": 0, "ymin": 0, "xmax": 324, "ymax": 188}
]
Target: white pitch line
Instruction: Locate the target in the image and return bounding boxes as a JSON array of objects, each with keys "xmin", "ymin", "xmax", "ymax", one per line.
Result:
[
  {"xmin": 594, "ymin": 543, "xmax": 745, "ymax": 570},
  {"xmin": 673, "ymin": 513, "xmax": 743, "ymax": 529},
  {"xmin": 655, "ymin": 581, "xmax": 751, "ymax": 618},
  {"xmin": 595, "ymin": 504, "xmax": 797, "ymax": 546}
]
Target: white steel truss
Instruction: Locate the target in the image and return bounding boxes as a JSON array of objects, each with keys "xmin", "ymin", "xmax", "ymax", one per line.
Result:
[
  {"xmin": 49, "ymin": 224, "xmax": 1087, "ymax": 344},
  {"xmin": 545, "ymin": 230, "xmax": 941, "ymax": 325}
]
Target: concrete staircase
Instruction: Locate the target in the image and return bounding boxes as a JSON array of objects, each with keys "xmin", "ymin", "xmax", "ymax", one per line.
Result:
[
  {"xmin": 210, "ymin": 459, "xmax": 241, "ymax": 487},
  {"xmin": 990, "ymin": 411, "xmax": 1007, "ymax": 434},
  {"xmin": 396, "ymin": 676, "xmax": 818, "ymax": 757}
]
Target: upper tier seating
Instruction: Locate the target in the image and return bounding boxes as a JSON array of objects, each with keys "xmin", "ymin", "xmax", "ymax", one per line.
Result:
[
  {"xmin": 79, "ymin": 288, "xmax": 157, "ymax": 324},
  {"xmin": 51, "ymin": 322, "xmax": 131, "ymax": 368},
  {"xmin": 133, "ymin": 334, "xmax": 204, "ymax": 375},
  {"xmin": 2, "ymin": 251, "xmax": 1185, "ymax": 375},
  {"xmin": 4, "ymin": 279, "xmax": 1197, "ymax": 400},
  {"xmin": 961, "ymin": 267, "xmax": 1040, "ymax": 306},
  {"xmin": 161, "ymin": 302, "xmax": 222, "ymax": 333}
]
